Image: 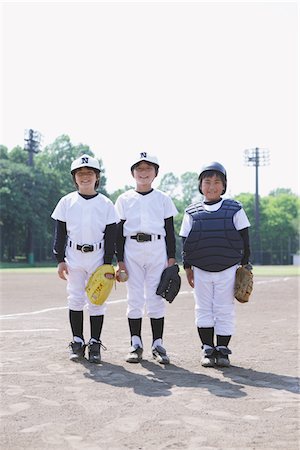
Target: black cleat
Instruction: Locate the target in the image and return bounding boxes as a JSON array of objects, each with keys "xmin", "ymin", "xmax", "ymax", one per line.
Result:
[
  {"xmin": 87, "ymin": 340, "xmax": 106, "ymax": 364},
  {"xmin": 69, "ymin": 341, "xmax": 86, "ymax": 362},
  {"xmin": 201, "ymin": 346, "xmax": 215, "ymax": 367},
  {"xmin": 125, "ymin": 345, "xmax": 143, "ymax": 363},
  {"xmin": 215, "ymin": 346, "xmax": 231, "ymax": 367},
  {"xmin": 152, "ymin": 345, "xmax": 170, "ymax": 364}
]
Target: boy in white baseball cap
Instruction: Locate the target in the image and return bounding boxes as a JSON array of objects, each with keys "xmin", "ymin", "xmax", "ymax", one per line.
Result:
[
  {"xmin": 51, "ymin": 154, "xmax": 117, "ymax": 364},
  {"xmin": 115, "ymin": 152, "xmax": 178, "ymax": 364}
]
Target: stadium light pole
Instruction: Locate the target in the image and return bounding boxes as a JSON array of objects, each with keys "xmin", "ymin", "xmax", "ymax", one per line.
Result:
[
  {"xmin": 24, "ymin": 129, "xmax": 42, "ymax": 265},
  {"xmin": 244, "ymin": 147, "xmax": 270, "ymax": 265}
]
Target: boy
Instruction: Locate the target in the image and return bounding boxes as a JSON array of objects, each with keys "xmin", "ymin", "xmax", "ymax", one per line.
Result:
[
  {"xmin": 115, "ymin": 152, "xmax": 178, "ymax": 364},
  {"xmin": 180, "ymin": 162, "xmax": 251, "ymax": 367},
  {"xmin": 51, "ymin": 154, "xmax": 117, "ymax": 364}
]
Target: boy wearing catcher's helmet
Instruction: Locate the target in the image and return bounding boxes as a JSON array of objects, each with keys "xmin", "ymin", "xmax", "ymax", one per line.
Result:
[
  {"xmin": 179, "ymin": 162, "xmax": 251, "ymax": 367},
  {"xmin": 51, "ymin": 154, "xmax": 117, "ymax": 364},
  {"xmin": 115, "ymin": 152, "xmax": 178, "ymax": 364}
]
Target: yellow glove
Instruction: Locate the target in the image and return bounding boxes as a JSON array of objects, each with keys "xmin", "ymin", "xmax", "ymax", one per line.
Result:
[{"xmin": 85, "ymin": 264, "xmax": 115, "ymax": 305}]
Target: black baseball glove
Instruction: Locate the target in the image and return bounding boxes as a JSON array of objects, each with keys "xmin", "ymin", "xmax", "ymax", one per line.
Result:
[{"xmin": 156, "ymin": 264, "xmax": 181, "ymax": 303}]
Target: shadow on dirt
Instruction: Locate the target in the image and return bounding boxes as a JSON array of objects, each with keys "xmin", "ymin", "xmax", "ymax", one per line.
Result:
[
  {"xmin": 219, "ymin": 365, "xmax": 299, "ymax": 394},
  {"xmin": 82, "ymin": 358, "xmax": 247, "ymax": 398}
]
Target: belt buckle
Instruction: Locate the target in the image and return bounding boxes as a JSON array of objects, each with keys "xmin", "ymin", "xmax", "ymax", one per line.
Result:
[
  {"xmin": 81, "ymin": 244, "xmax": 93, "ymax": 253},
  {"xmin": 136, "ymin": 233, "xmax": 145, "ymax": 242}
]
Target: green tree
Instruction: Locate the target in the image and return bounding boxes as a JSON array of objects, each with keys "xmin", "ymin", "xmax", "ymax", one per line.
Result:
[
  {"xmin": 158, "ymin": 173, "xmax": 179, "ymax": 198},
  {"xmin": 235, "ymin": 191, "xmax": 299, "ymax": 264},
  {"xmin": 180, "ymin": 172, "xmax": 199, "ymax": 205}
]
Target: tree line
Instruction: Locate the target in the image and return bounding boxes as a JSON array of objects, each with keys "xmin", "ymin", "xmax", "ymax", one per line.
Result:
[{"xmin": 0, "ymin": 135, "xmax": 299, "ymax": 265}]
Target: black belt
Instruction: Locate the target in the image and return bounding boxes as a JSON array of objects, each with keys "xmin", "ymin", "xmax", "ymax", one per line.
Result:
[
  {"xmin": 69, "ymin": 241, "xmax": 101, "ymax": 252},
  {"xmin": 76, "ymin": 244, "xmax": 95, "ymax": 253},
  {"xmin": 130, "ymin": 233, "xmax": 161, "ymax": 242}
]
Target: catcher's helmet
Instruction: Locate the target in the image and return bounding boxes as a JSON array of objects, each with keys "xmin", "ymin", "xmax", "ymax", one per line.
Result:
[
  {"xmin": 130, "ymin": 152, "xmax": 159, "ymax": 173},
  {"xmin": 198, "ymin": 161, "xmax": 227, "ymax": 194},
  {"xmin": 71, "ymin": 154, "xmax": 100, "ymax": 174}
]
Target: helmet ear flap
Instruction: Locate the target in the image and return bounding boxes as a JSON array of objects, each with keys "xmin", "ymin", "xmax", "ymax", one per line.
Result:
[{"xmin": 198, "ymin": 178, "xmax": 203, "ymax": 195}]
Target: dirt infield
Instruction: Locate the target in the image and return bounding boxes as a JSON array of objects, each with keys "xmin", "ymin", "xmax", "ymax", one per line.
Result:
[{"xmin": 0, "ymin": 272, "xmax": 299, "ymax": 450}]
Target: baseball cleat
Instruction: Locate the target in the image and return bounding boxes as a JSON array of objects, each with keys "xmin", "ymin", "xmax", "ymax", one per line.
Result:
[
  {"xmin": 69, "ymin": 341, "xmax": 86, "ymax": 362},
  {"xmin": 152, "ymin": 345, "xmax": 170, "ymax": 364},
  {"xmin": 125, "ymin": 345, "xmax": 143, "ymax": 363},
  {"xmin": 215, "ymin": 346, "xmax": 231, "ymax": 367},
  {"xmin": 88, "ymin": 340, "xmax": 106, "ymax": 364},
  {"xmin": 201, "ymin": 346, "xmax": 215, "ymax": 367}
]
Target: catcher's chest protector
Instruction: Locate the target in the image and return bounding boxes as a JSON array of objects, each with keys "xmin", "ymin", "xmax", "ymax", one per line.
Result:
[{"xmin": 183, "ymin": 199, "xmax": 244, "ymax": 272}]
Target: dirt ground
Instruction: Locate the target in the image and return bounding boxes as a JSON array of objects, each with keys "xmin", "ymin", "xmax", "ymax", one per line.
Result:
[{"xmin": 0, "ymin": 271, "xmax": 299, "ymax": 450}]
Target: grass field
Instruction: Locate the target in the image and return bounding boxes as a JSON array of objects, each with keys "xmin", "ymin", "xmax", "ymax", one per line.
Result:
[{"xmin": 0, "ymin": 265, "xmax": 299, "ymax": 276}]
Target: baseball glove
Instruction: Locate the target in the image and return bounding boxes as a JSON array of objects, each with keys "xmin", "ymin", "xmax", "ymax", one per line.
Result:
[
  {"xmin": 234, "ymin": 264, "xmax": 253, "ymax": 303},
  {"xmin": 156, "ymin": 264, "xmax": 181, "ymax": 303},
  {"xmin": 85, "ymin": 264, "xmax": 115, "ymax": 305}
]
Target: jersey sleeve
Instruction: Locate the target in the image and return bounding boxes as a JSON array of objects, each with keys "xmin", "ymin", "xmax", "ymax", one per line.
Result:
[
  {"xmin": 164, "ymin": 196, "xmax": 178, "ymax": 219},
  {"xmin": 114, "ymin": 196, "xmax": 126, "ymax": 221},
  {"xmin": 106, "ymin": 200, "xmax": 118, "ymax": 225},
  {"xmin": 51, "ymin": 198, "xmax": 66, "ymax": 222},
  {"xmin": 179, "ymin": 211, "xmax": 193, "ymax": 237},
  {"xmin": 233, "ymin": 208, "xmax": 251, "ymax": 230}
]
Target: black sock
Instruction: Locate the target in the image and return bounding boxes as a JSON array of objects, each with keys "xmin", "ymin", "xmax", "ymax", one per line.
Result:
[
  {"xmin": 128, "ymin": 318, "xmax": 142, "ymax": 340},
  {"xmin": 69, "ymin": 310, "xmax": 84, "ymax": 340},
  {"xmin": 90, "ymin": 315, "xmax": 104, "ymax": 341},
  {"xmin": 150, "ymin": 317, "xmax": 164, "ymax": 344},
  {"xmin": 197, "ymin": 327, "xmax": 214, "ymax": 347},
  {"xmin": 217, "ymin": 335, "xmax": 231, "ymax": 347}
]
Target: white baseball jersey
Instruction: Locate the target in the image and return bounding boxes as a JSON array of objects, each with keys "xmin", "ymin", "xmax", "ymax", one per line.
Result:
[
  {"xmin": 51, "ymin": 191, "xmax": 117, "ymax": 244},
  {"xmin": 51, "ymin": 191, "xmax": 117, "ymax": 315},
  {"xmin": 115, "ymin": 189, "xmax": 178, "ymax": 319},
  {"xmin": 115, "ymin": 189, "xmax": 178, "ymax": 235}
]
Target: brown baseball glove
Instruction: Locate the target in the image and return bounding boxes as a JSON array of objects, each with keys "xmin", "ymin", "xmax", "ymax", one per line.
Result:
[{"xmin": 234, "ymin": 264, "xmax": 253, "ymax": 303}]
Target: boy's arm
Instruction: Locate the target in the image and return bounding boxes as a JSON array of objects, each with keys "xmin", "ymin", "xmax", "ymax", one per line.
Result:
[
  {"xmin": 116, "ymin": 220, "xmax": 126, "ymax": 263},
  {"xmin": 53, "ymin": 220, "xmax": 68, "ymax": 280},
  {"xmin": 181, "ymin": 236, "xmax": 192, "ymax": 269},
  {"xmin": 164, "ymin": 216, "xmax": 176, "ymax": 265},
  {"xmin": 181, "ymin": 236, "xmax": 194, "ymax": 287},
  {"xmin": 53, "ymin": 220, "xmax": 67, "ymax": 263},
  {"xmin": 239, "ymin": 227, "xmax": 251, "ymax": 265},
  {"xmin": 104, "ymin": 222, "xmax": 117, "ymax": 265}
]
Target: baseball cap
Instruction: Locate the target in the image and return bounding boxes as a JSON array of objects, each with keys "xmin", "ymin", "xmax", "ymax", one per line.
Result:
[
  {"xmin": 130, "ymin": 152, "xmax": 159, "ymax": 172},
  {"xmin": 71, "ymin": 154, "xmax": 100, "ymax": 174}
]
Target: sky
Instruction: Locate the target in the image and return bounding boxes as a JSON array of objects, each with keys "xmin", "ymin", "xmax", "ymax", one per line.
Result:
[{"xmin": 1, "ymin": 1, "xmax": 298, "ymax": 197}]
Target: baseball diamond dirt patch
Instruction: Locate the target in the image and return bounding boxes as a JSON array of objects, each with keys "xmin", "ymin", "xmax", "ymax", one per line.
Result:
[{"xmin": 0, "ymin": 271, "xmax": 299, "ymax": 450}]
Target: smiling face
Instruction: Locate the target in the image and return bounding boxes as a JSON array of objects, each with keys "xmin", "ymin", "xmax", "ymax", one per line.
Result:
[
  {"xmin": 74, "ymin": 167, "xmax": 99, "ymax": 194},
  {"xmin": 200, "ymin": 173, "xmax": 225, "ymax": 202},
  {"xmin": 132, "ymin": 161, "xmax": 157, "ymax": 191}
]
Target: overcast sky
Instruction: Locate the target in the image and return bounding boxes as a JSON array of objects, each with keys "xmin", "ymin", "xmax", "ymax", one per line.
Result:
[{"xmin": 1, "ymin": 1, "xmax": 298, "ymax": 196}]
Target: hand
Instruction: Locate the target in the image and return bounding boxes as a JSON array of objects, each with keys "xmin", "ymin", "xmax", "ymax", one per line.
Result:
[
  {"xmin": 116, "ymin": 262, "xmax": 128, "ymax": 282},
  {"xmin": 185, "ymin": 267, "xmax": 194, "ymax": 288},
  {"xmin": 167, "ymin": 258, "xmax": 176, "ymax": 267},
  {"xmin": 58, "ymin": 262, "xmax": 68, "ymax": 280}
]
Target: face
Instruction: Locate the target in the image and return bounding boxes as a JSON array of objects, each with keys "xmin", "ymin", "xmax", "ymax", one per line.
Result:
[
  {"xmin": 74, "ymin": 167, "xmax": 98, "ymax": 194},
  {"xmin": 132, "ymin": 162, "xmax": 157, "ymax": 190},
  {"xmin": 201, "ymin": 174, "xmax": 224, "ymax": 201}
]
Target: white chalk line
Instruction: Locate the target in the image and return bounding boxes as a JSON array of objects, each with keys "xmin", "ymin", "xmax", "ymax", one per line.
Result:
[
  {"xmin": 0, "ymin": 329, "xmax": 60, "ymax": 333},
  {"xmin": 255, "ymin": 277, "xmax": 291, "ymax": 284},
  {"xmin": 0, "ymin": 278, "xmax": 291, "ymax": 329},
  {"xmin": 0, "ymin": 291, "xmax": 193, "ymax": 320}
]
